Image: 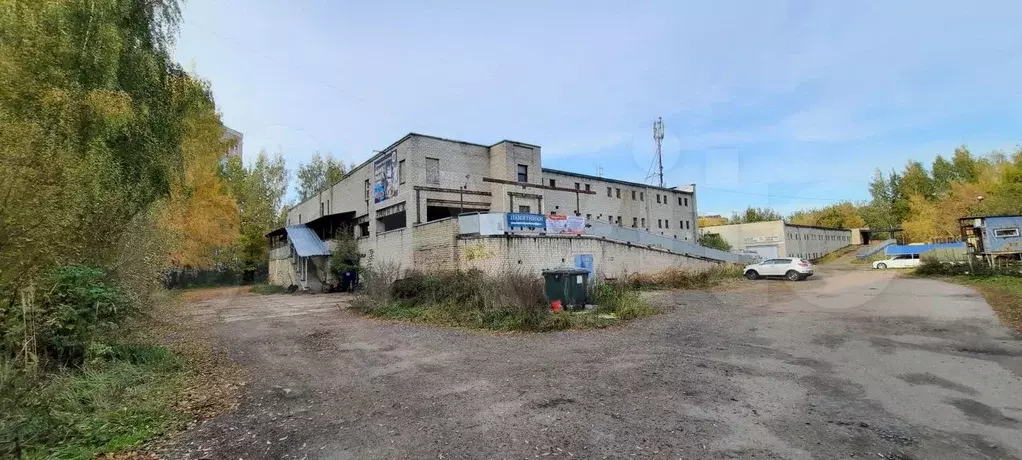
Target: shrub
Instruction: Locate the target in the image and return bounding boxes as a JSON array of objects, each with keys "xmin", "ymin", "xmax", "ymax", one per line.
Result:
[
  {"xmin": 915, "ymin": 258, "xmax": 1022, "ymax": 277},
  {"xmin": 1, "ymin": 266, "xmax": 130, "ymax": 368},
  {"xmin": 590, "ymin": 283, "xmax": 655, "ymax": 319}
]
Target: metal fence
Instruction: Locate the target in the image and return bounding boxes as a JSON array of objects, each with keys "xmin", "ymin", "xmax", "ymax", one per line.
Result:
[{"xmin": 162, "ymin": 268, "xmax": 269, "ymax": 289}]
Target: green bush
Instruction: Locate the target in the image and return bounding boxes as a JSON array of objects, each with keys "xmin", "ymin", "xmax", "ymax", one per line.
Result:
[
  {"xmin": 915, "ymin": 258, "xmax": 1022, "ymax": 277},
  {"xmin": 2, "ymin": 266, "xmax": 131, "ymax": 368},
  {"xmin": 590, "ymin": 283, "xmax": 655, "ymax": 319}
]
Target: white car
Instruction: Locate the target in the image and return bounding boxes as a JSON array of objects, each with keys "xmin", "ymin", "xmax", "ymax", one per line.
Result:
[
  {"xmin": 872, "ymin": 254, "xmax": 921, "ymax": 269},
  {"xmin": 743, "ymin": 258, "xmax": 814, "ymax": 281}
]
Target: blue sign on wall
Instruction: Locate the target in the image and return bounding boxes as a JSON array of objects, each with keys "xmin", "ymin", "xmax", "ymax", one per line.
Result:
[
  {"xmin": 575, "ymin": 254, "xmax": 594, "ymax": 275},
  {"xmin": 507, "ymin": 212, "xmax": 546, "ymax": 229}
]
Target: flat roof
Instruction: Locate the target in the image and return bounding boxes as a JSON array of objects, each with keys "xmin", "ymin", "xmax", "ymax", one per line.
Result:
[{"xmin": 542, "ymin": 168, "xmax": 694, "ymax": 195}]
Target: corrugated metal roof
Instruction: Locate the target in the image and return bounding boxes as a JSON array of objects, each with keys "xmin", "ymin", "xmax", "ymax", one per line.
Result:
[{"xmin": 285, "ymin": 225, "xmax": 331, "ymax": 257}]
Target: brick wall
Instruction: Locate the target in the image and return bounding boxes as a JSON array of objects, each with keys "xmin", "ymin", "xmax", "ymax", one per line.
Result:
[
  {"xmin": 458, "ymin": 235, "xmax": 716, "ymax": 279},
  {"xmin": 412, "ymin": 218, "xmax": 459, "ymax": 271}
]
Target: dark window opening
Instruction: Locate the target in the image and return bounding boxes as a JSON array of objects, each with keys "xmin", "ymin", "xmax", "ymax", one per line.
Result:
[
  {"xmin": 657, "ymin": 219, "xmax": 662, "ymax": 228},
  {"xmin": 358, "ymin": 222, "xmax": 370, "ymax": 237},
  {"xmin": 607, "ymin": 187, "xmax": 612, "ymax": 197},
  {"xmin": 632, "ymin": 217, "xmax": 638, "ymax": 227},
  {"xmin": 519, "ymin": 205, "xmax": 531, "ymax": 213},
  {"xmin": 549, "ymin": 179, "xmax": 556, "ymax": 187},
  {"xmin": 641, "ymin": 218, "xmax": 646, "ymax": 227},
  {"xmin": 656, "ymin": 194, "xmax": 661, "ymax": 204},
  {"xmin": 376, "ymin": 210, "xmax": 407, "ymax": 233},
  {"xmin": 640, "ymin": 192, "xmax": 644, "ymax": 201},
  {"xmin": 631, "ymin": 190, "xmax": 636, "ymax": 200},
  {"xmin": 585, "ymin": 184, "xmax": 591, "ymax": 192},
  {"xmin": 517, "ymin": 164, "xmax": 528, "ymax": 182},
  {"xmin": 615, "ymin": 188, "xmax": 621, "ymax": 198}
]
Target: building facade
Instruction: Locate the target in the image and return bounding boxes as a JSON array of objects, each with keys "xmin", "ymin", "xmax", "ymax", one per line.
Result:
[
  {"xmin": 222, "ymin": 126, "xmax": 243, "ymax": 160},
  {"xmin": 272, "ymin": 133, "xmax": 705, "ymax": 288},
  {"xmin": 701, "ymin": 220, "xmax": 851, "ymax": 260},
  {"xmin": 285, "ymin": 133, "xmax": 698, "ymax": 241}
]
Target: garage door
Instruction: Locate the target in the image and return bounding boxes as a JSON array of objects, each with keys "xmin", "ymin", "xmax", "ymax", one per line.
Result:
[{"xmin": 747, "ymin": 244, "xmax": 778, "ymax": 259}]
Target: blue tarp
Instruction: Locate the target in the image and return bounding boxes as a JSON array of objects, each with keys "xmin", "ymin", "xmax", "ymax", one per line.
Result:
[
  {"xmin": 885, "ymin": 242, "xmax": 965, "ymax": 255},
  {"xmin": 285, "ymin": 225, "xmax": 331, "ymax": 257}
]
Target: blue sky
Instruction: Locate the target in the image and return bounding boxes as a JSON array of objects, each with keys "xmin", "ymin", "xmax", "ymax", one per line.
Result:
[{"xmin": 174, "ymin": 1, "xmax": 1022, "ymax": 215}]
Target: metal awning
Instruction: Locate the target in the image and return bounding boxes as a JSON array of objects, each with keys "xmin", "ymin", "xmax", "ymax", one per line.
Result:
[{"xmin": 284, "ymin": 225, "xmax": 331, "ymax": 257}]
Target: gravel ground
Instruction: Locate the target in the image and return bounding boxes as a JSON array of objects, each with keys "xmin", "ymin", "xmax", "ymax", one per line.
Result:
[{"xmin": 163, "ymin": 269, "xmax": 1022, "ymax": 460}]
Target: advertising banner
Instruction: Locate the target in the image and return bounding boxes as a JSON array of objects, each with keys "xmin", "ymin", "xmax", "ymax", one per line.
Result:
[
  {"xmin": 546, "ymin": 214, "xmax": 585, "ymax": 234},
  {"xmin": 373, "ymin": 151, "xmax": 397, "ymax": 203},
  {"xmin": 506, "ymin": 212, "xmax": 546, "ymax": 230}
]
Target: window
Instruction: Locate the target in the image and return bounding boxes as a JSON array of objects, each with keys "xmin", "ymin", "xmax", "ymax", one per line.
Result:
[
  {"xmin": 517, "ymin": 164, "xmax": 528, "ymax": 182},
  {"xmin": 426, "ymin": 157, "xmax": 440, "ymax": 185},
  {"xmin": 319, "ymin": 202, "xmax": 324, "ymax": 216},
  {"xmin": 616, "ymin": 216, "xmax": 621, "ymax": 225},
  {"xmin": 364, "ymin": 179, "xmax": 370, "ymax": 200},
  {"xmin": 678, "ymin": 196, "xmax": 682, "ymax": 205},
  {"xmin": 994, "ymin": 228, "xmax": 1020, "ymax": 237},
  {"xmin": 656, "ymin": 194, "xmax": 661, "ymax": 204},
  {"xmin": 548, "ymin": 179, "xmax": 556, "ymax": 187},
  {"xmin": 574, "ymin": 182, "xmax": 580, "ymax": 190},
  {"xmin": 607, "ymin": 187, "xmax": 612, "ymax": 197},
  {"xmin": 398, "ymin": 159, "xmax": 406, "ymax": 183},
  {"xmin": 684, "ymin": 197, "xmax": 689, "ymax": 206},
  {"xmin": 615, "ymin": 188, "xmax": 621, "ymax": 198},
  {"xmin": 640, "ymin": 192, "xmax": 644, "ymax": 201},
  {"xmin": 519, "ymin": 205, "xmax": 531, "ymax": 213},
  {"xmin": 585, "ymin": 184, "xmax": 591, "ymax": 192},
  {"xmin": 633, "ymin": 217, "xmax": 638, "ymax": 227},
  {"xmin": 586, "ymin": 214, "xmax": 591, "ymax": 220},
  {"xmin": 609, "ymin": 215, "xmax": 614, "ymax": 223},
  {"xmin": 686, "ymin": 220, "xmax": 690, "ymax": 229},
  {"xmin": 632, "ymin": 190, "xmax": 636, "ymax": 200},
  {"xmin": 658, "ymin": 219, "xmax": 662, "ymax": 228},
  {"xmin": 665, "ymin": 220, "xmax": 669, "ymax": 229}
]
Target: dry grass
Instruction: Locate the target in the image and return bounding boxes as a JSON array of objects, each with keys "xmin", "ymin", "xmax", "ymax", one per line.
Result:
[{"xmin": 620, "ymin": 264, "xmax": 744, "ymax": 291}]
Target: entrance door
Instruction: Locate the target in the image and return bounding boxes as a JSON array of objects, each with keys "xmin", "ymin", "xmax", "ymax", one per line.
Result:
[{"xmin": 747, "ymin": 244, "xmax": 779, "ymax": 260}]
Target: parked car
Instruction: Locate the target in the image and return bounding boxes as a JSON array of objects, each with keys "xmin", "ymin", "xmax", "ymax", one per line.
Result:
[
  {"xmin": 743, "ymin": 258, "xmax": 814, "ymax": 281},
  {"xmin": 872, "ymin": 254, "xmax": 921, "ymax": 269}
]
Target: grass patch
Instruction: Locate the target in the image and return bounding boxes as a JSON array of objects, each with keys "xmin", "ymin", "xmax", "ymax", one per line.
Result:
[
  {"xmin": 249, "ymin": 284, "xmax": 289, "ymax": 295},
  {"xmin": 350, "ymin": 268, "xmax": 653, "ymax": 331},
  {"xmin": 963, "ymin": 277, "xmax": 1022, "ymax": 332},
  {"xmin": 0, "ymin": 343, "xmax": 190, "ymax": 459},
  {"xmin": 620, "ymin": 264, "xmax": 743, "ymax": 290},
  {"xmin": 812, "ymin": 245, "xmax": 857, "ymax": 265}
]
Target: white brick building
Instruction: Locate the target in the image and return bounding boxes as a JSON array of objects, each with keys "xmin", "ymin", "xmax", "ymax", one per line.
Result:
[{"xmin": 269, "ymin": 133, "xmax": 705, "ymax": 289}]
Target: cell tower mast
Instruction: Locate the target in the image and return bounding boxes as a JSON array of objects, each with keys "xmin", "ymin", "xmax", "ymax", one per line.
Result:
[{"xmin": 652, "ymin": 116, "xmax": 665, "ymax": 188}]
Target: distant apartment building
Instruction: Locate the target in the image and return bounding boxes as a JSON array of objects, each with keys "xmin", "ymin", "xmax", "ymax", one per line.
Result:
[
  {"xmin": 268, "ymin": 133, "xmax": 711, "ymax": 290},
  {"xmin": 222, "ymin": 126, "xmax": 243, "ymax": 160},
  {"xmin": 701, "ymin": 220, "xmax": 851, "ymax": 260}
]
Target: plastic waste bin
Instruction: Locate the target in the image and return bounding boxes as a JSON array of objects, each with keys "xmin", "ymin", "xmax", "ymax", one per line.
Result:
[{"xmin": 542, "ymin": 268, "xmax": 589, "ymax": 310}]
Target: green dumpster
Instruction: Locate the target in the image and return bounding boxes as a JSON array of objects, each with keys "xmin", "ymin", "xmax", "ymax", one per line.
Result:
[{"xmin": 542, "ymin": 268, "xmax": 589, "ymax": 310}]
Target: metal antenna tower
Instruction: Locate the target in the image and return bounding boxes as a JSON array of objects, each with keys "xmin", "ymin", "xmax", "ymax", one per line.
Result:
[{"xmin": 650, "ymin": 117, "xmax": 665, "ymax": 187}]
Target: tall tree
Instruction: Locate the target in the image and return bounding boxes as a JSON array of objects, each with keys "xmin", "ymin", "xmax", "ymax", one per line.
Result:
[
  {"xmin": 222, "ymin": 152, "xmax": 290, "ymax": 271},
  {"xmin": 295, "ymin": 153, "xmax": 348, "ymax": 201}
]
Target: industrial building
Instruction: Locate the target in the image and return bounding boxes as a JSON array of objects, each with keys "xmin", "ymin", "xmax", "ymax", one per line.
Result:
[
  {"xmin": 959, "ymin": 214, "xmax": 1022, "ymax": 261},
  {"xmin": 700, "ymin": 220, "xmax": 852, "ymax": 260},
  {"xmin": 266, "ymin": 133, "xmax": 721, "ymax": 290}
]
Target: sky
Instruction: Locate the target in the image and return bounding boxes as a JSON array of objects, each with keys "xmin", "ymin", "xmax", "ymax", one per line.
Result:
[{"xmin": 173, "ymin": 0, "xmax": 1022, "ymax": 216}]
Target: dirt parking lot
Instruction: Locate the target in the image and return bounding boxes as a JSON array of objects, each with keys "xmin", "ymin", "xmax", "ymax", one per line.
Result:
[{"xmin": 165, "ymin": 268, "xmax": 1022, "ymax": 460}]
